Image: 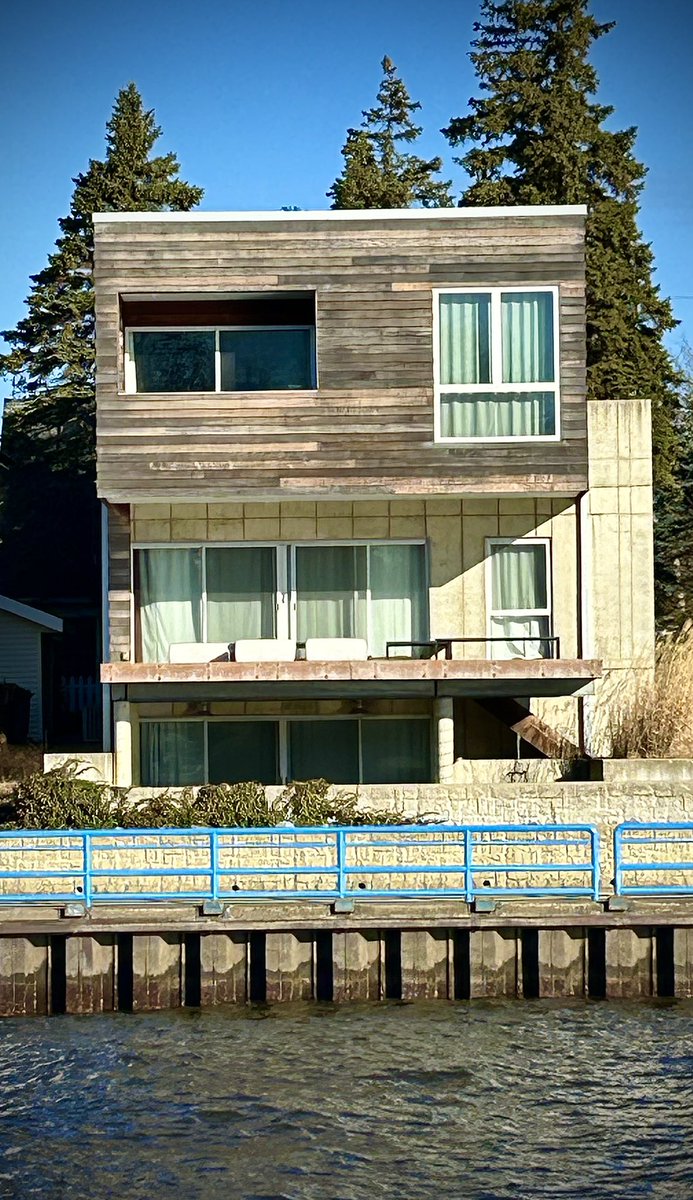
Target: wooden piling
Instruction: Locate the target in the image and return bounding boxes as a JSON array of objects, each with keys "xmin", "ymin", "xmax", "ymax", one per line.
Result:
[
  {"xmin": 538, "ymin": 928, "xmax": 586, "ymax": 998},
  {"xmin": 605, "ymin": 928, "xmax": 654, "ymax": 998},
  {"xmin": 199, "ymin": 933, "xmax": 248, "ymax": 1005},
  {"xmin": 469, "ymin": 929, "xmax": 518, "ymax": 998},
  {"xmin": 400, "ymin": 930, "xmax": 450, "ymax": 1000},
  {"xmin": 0, "ymin": 936, "xmax": 49, "ymax": 1016},
  {"xmin": 265, "ymin": 932, "xmax": 313, "ymax": 1002},
  {"xmin": 65, "ymin": 935, "xmax": 116, "ymax": 1014},
  {"xmin": 332, "ymin": 931, "xmax": 382, "ymax": 1001},
  {"xmin": 132, "ymin": 934, "xmax": 182, "ymax": 1011}
]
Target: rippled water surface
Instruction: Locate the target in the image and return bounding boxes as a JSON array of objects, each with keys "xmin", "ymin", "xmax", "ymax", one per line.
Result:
[{"xmin": 1, "ymin": 1001, "xmax": 692, "ymax": 1198}]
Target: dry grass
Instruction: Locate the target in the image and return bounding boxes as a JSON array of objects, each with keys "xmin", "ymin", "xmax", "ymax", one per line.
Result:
[
  {"xmin": 0, "ymin": 739, "xmax": 43, "ymax": 786},
  {"xmin": 606, "ymin": 625, "xmax": 693, "ymax": 758}
]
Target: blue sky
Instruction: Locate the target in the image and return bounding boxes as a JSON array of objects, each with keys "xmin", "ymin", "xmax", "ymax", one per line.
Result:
[{"xmin": 1, "ymin": 0, "xmax": 692, "ymax": 358}]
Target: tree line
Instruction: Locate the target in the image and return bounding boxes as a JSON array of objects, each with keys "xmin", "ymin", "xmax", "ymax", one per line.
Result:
[{"xmin": 1, "ymin": 0, "xmax": 691, "ymax": 638}]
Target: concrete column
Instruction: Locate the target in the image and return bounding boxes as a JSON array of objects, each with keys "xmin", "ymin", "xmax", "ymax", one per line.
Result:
[
  {"xmin": 65, "ymin": 935, "xmax": 116, "ymax": 1014},
  {"xmin": 113, "ymin": 700, "xmax": 134, "ymax": 788},
  {"xmin": 332, "ymin": 931, "xmax": 382, "ymax": 1001},
  {"xmin": 605, "ymin": 928, "xmax": 654, "ymax": 998},
  {"xmin": 538, "ymin": 928, "xmax": 586, "ymax": 998},
  {"xmin": 200, "ymin": 933, "xmax": 247, "ymax": 1005},
  {"xmin": 435, "ymin": 697, "xmax": 455, "ymax": 784},
  {"xmin": 400, "ymin": 930, "xmax": 450, "ymax": 999},
  {"xmin": 265, "ymin": 932, "xmax": 313, "ymax": 1002},
  {"xmin": 0, "ymin": 936, "xmax": 50, "ymax": 1016}
]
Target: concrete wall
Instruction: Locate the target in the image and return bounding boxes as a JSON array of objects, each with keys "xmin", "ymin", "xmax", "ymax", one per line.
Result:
[{"xmin": 585, "ymin": 397, "xmax": 655, "ymax": 753}]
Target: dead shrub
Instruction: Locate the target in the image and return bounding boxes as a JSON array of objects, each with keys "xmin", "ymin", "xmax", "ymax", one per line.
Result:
[{"xmin": 605, "ymin": 624, "xmax": 693, "ymax": 758}]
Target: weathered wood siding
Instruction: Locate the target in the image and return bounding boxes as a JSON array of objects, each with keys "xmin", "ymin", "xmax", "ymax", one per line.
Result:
[{"xmin": 94, "ymin": 212, "xmax": 587, "ymax": 501}]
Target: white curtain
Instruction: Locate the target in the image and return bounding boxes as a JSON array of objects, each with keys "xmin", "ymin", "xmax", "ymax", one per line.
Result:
[
  {"xmin": 140, "ymin": 722, "xmax": 205, "ymax": 787},
  {"xmin": 439, "ymin": 294, "xmax": 491, "ymax": 384},
  {"xmin": 295, "ymin": 546, "xmax": 367, "ymax": 641},
  {"xmin": 502, "ymin": 291, "xmax": 554, "ymax": 383},
  {"xmin": 490, "ymin": 544, "xmax": 549, "ymax": 659},
  {"xmin": 369, "ymin": 544, "xmax": 426, "ymax": 656},
  {"xmin": 440, "ymin": 391, "xmax": 554, "ymax": 438},
  {"xmin": 138, "ymin": 549, "xmax": 202, "ymax": 662},
  {"xmin": 207, "ymin": 547, "xmax": 275, "ymax": 642}
]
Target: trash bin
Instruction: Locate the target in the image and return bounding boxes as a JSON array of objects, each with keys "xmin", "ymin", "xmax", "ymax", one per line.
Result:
[{"xmin": 0, "ymin": 683, "xmax": 33, "ymax": 743}]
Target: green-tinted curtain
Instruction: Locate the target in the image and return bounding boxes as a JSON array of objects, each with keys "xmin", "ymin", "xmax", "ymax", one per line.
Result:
[
  {"xmin": 137, "ymin": 548, "xmax": 202, "ymax": 662},
  {"xmin": 207, "ymin": 721, "xmax": 280, "ymax": 785},
  {"xmin": 490, "ymin": 543, "xmax": 549, "ymax": 659},
  {"xmin": 206, "ymin": 547, "xmax": 276, "ymax": 642},
  {"xmin": 361, "ymin": 719, "xmax": 431, "ymax": 784},
  {"xmin": 288, "ymin": 720, "xmax": 359, "ymax": 783},
  {"xmin": 369, "ymin": 544, "xmax": 427, "ymax": 656},
  {"xmin": 140, "ymin": 722, "xmax": 205, "ymax": 787},
  {"xmin": 440, "ymin": 391, "xmax": 555, "ymax": 438},
  {"xmin": 439, "ymin": 294, "xmax": 491, "ymax": 384},
  {"xmin": 295, "ymin": 546, "xmax": 367, "ymax": 641},
  {"xmin": 501, "ymin": 292, "xmax": 554, "ymax": 383}
]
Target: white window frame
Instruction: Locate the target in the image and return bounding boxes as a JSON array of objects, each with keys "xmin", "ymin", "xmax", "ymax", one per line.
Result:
[
  {"xmin": 124, "ymin": 325, "xmax": 317, "ymax": 394},
  {"xmin": 484, "ymin": 537, "xmax": 553, "ymax": 658},
  {"xmin": 131, "ymin": 539, "xmax": 429, "ymax": 662},
  {"xmin": 432, "ymin": 285, "xmax": 561, "ymax": 444},
  {"xmin": 138, "ymin": 713, "xmax": 432, "ymax": 786}
]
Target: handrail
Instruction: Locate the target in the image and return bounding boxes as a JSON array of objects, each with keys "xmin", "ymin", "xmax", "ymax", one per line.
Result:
[
  {"xmin": 385, "ymin": 637, "xmax": 561, "ymax": 660},
  {"xmin": 0, "ymin": 823, "xmax": 599, "ymax": 906},
  {"xmin": 615, "ymin": 821, "xmax": 693, "ymax": 895}
]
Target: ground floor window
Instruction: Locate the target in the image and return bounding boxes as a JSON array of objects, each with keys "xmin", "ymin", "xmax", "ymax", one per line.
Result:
[{"xmin": 139, "ymin": 716, "xmax": 432, "ymax": 787}]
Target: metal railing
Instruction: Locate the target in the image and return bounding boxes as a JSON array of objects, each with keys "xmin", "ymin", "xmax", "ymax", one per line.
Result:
[
  {"xmin": 615, "ymin": 822, "xmax": 693, "ymax": 895},
  {"xmin": 385, "ymin": 637, "xmax": 561, "ymax": 660},
  {"xmin": 0, "ymin": 823, "xmax": 600, "ymax": 906}
]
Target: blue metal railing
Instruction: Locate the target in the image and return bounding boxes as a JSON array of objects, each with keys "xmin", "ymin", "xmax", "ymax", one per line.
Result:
[
  {"xmin": 615, "ymin": 822, "xmax": 693, "ymax": 895},
  {"xmin": 0, "ymin": 823, "xmax": 600, "ymax": 907}
]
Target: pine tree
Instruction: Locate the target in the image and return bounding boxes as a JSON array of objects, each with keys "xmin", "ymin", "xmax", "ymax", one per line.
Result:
[
  {"xmin": 0, "ymin": 84, "xmax": 203, "ymax": 706},
  {"xmin": 442, "ymin": 1, "xmax": 682, "ymax": 500},
  {"xmin": 1, "ymin": 83, "xmax": 203, "ymax": 475},
  {"xmin": 329, "ymin": 57, "xmax": 452, "ymax": 208}
]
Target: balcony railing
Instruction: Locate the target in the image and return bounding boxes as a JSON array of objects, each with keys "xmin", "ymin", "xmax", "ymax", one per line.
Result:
[{"xmin": 385, "ymin": 637, "xmax": 561, "ymax": 660}]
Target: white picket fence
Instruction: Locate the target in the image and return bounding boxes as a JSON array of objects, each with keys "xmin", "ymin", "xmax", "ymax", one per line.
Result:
[{"xmin": 60, "ymin": 676, "xmax": 101, "ymax": 743}]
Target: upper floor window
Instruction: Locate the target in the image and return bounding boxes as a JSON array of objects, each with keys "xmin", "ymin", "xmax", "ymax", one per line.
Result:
[
  {"xmin": 486, "ymin": 538, "xmax": 552, "ymax": 659},
  {"xmin": 125, "ymin": 326, "xmax": 316, "ymax": 393},
  {"xmin": 434, "ymin": 287, "xmax": 559, "ymax": 441}
]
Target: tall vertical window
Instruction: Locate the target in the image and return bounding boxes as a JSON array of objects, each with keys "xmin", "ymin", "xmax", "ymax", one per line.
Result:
[
  {"xmin": 486, "ymin": 539, "xmax": 552, "ymax": 659},
  {"xmin": 435, "ymin": 287, "xmax": 559, "ymax": 440}
]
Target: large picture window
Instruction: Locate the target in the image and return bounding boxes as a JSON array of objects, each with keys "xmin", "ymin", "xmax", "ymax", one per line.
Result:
[
  {"xmin": 486, "ymin": 538, "xmax": 552, "ymax": 659},
  {"xmin": 139, "ymin": 717, "xmax": 432, "ymax": 787},
  {"xmin": 126, "ymin": 326, "xmax": 316, "ymax": 393},
  {"xmin": 134, "ymin": 541, "xmax": 427, "ymax": 662},
  {"xmin": 435, "ymin": 287, "xmax": 559, "ymax": 441}
]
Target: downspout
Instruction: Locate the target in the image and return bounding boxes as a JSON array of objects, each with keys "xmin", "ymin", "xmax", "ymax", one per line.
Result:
[{"xmin": 101, "ymin": 501, "xmax": 112, "ymax": 753}]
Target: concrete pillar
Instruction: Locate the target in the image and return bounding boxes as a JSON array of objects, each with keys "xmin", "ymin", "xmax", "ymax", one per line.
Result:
[
  {"xmin": 200, "ymin": 933, "xmax": 247, "ymax": 1005},
  {"xmin": 265, "ymin": 933, "xmax": 313, "ymax": 1002},
  {"xmin": 470, "ymin": 929, "xmax": 519, "ymax": 998},
  {"xmin": 673, "ymin": 928, "xmax": 693, "ymax": 998},
  {"xmin": 132, "ymin": 934, "xmax": 182, "ymax": 1011},
  {"xmin": 400, "ymin": 930, "xmax": 450, "ymax": 999},
  {"xmin": 113, "ymin": 700, "xmax": 134, "ymax": 788},
  {"xmin": 605, "ymin": 928, "xmax": 654, "ymax": 998},
  {"xmin": 65, "ymin": 935, "xmax": 116, "ymax": 1014},
  {"xmin": 332, "ymin": 931, "xmax": 382, "ymax": 1001},
  {"xmin": 0, "ymin": 936, "xmax": 50, "ymax": 1016},
  {"xmin": 435, "ymin": 697, "xmax": 455, "ymax": 784},
  {"xmin": 538, "ymin": 928, "xmax": 586, "ymax": 998}
]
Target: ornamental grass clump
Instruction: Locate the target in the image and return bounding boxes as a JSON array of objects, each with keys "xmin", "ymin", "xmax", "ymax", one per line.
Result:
[{"xmin": 606, "ymin": 625, "xmax": 693, "ymax": 758}]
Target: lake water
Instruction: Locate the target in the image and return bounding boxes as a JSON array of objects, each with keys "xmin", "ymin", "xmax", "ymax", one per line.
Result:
[{"xmin": 1, "ymin": 1001, "xmax": 692, "ymax": 1199}]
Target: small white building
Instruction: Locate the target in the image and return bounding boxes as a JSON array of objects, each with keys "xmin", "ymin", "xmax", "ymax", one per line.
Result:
[{"xmin": 0, "ymin": 596, "xmax": 62, "ymax": 741}]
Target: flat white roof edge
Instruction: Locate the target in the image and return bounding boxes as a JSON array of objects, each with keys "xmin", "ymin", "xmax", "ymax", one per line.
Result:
[{"xmin": 93, "ymin": 205, "xmax": 587, "ymax": 224}]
